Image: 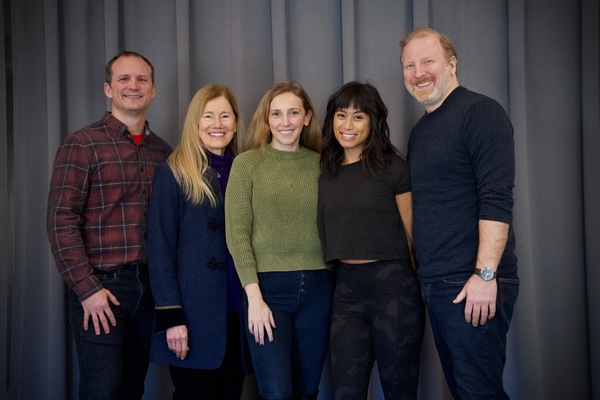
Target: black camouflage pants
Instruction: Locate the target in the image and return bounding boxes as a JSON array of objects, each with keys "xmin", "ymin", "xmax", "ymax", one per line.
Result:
[{"xmin": 329, "ymin": 260, "xmax": 425, "ymax": 400}]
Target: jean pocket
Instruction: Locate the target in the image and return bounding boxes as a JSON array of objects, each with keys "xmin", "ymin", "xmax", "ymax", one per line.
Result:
[
  {"xmin": 498, "ymin": 277, "xmax": 519, "ymax": 326},
  {"xmin": 442, "ymin": 278, "xmax": 468, "ymax": 286}
]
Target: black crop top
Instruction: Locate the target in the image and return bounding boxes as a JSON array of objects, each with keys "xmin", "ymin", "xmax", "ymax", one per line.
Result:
[{"xmin": 317, "ymin": 155, "xmax": 412, "ymax": 264}]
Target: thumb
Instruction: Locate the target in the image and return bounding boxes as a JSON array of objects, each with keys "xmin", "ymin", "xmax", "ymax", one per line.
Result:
[
  {"xmin": 105, "ymin": 289, "xmax": 120, "ymax": 306},
  {"xmin": 453, "ymin": 288, "xmax": 466, "ymax": 304}
]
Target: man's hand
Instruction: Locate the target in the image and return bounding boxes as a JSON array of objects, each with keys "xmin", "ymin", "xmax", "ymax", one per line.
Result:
[
  {"xmin": 81, "ymin": 289, "xmax": 120, "ymax": 335},
  {"xmin": 453, "ymin": 275, "xmax": 497, "ymax": 327}
]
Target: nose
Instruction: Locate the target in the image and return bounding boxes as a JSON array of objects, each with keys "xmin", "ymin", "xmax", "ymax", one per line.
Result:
[
  {"xmin": 343, "ymin": 117, "xmax": 353, "ymax": 129},
  {"xmin": 414, "ymin": 64, "xmax": 426, "ymax": 78},
  {"xmin": 127, "ymin": 77, "xmax": 140, "ymax": 89},
  {"xmin": 214, "ymin": 116, "xmax": 224, "ymax": 127},
  {"xmin": 282, "ymin": 114, "xmax": 290, "ymax": 126}
]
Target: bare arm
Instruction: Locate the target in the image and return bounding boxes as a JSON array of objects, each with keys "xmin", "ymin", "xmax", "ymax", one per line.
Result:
[{"xmin": 396, "ymin": 192, "xmax": 416, "ymax": 269}]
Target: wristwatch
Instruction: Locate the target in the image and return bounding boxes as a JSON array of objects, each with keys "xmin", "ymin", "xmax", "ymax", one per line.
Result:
[{"xmin": 474, "ymin": 267, "xmax": 496, "ymax": 281}]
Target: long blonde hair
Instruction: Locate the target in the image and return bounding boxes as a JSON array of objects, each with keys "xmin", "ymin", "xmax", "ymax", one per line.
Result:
[
  {"xmin": 245, "ymin": 81, "xmax": 321, "ymax": 152},
  {"xmin": 168, "ymin": 84, "xmax": 243, "ymax": 206}
]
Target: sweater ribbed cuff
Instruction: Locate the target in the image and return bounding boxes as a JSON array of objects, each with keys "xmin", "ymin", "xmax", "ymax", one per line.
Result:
[{"xmin": 154, "ymin": 307, "xmax": 187, "ymax": 332}]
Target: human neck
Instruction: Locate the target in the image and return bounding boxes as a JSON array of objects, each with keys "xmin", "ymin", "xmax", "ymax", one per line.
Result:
[
  {"xmin": 343, "ymin": 148, "xmax": 362, "ymax": 165},
  {"xmin": 111, "ymin": 109, "xmax": 148, "ymax": 134}
]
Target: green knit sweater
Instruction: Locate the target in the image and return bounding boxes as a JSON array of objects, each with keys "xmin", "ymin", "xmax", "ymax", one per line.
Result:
[{"xmin": 225, "ymin": 145, "xmax": 327, "ymax": 287}]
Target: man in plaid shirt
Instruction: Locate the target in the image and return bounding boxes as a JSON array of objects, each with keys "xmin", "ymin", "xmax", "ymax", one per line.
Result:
[{"xmin": 47, "ymin": 51, "xmax": 171, "ymax": 400}]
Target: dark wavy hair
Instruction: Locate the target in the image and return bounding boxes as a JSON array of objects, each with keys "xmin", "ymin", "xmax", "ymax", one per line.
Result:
[{"xmin": 320, "ymin": 81, "xmax": 400, "ymax": 179}]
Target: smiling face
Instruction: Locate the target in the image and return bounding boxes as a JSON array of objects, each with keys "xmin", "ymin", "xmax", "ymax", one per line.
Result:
[
  {"xmin": 104, "ymin": 55, "xmax": 156, "ymax": 119},
  {"xmin": 268, "ymin": 92, "xmax": 312, "ymax": 152},
  {"xmin": 333, "ymin": 106, "xmax": 371, "ymax": 163},
  {"xmin": 401, "ymin": 33, "xmax": 459, "ymax": 112},
  {"xmin": 198, "ymin": 96, "xmax": 236, "ymax": 156}
]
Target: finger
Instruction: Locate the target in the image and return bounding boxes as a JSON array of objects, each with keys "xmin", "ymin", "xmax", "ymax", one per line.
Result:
[
  {"xmin": 453, "ymin": 289, "xmax": 466, "ymax": 304},
  {"xmin": 471, "ymin": 306, "xmax": 481, "ymax": 327},
  {"xmin": 258, "ymin": 325, "xmax": 265, "ymax": 346},
  {"xmin": 463, "ymin": 302, "xmax": 473, "ymax": 324},
  {"xmin": 180, "ymin": 345, "xmax": 189, "ymax": 360},
  {"xmin": 105, "ymin": 289, "xmax": 120, "ymax": 306},
  {"xmin": 91, "ymin": 314, "xmax": 102, "ymax": 335},
  {"xmin": 488, "ymin": 303, "xmax": 497, "ymax": 319},
  {"xmin": 265, "ymin": 324, "xmax": 274, "ymax": 343},
  {"xmin": 98, "ymin": 313, "xmax": 111, "ymax": 334},
  {"xmin": 250, "ymin": 325, "xmax": 260, "ymax": 344},
  {"xmin": 83, "ymin": 310, "xmax": 90, "ymax": 331},
  {"xmin": 479, "ymin": 307, "xmax": 489, "ymax": 325},
  {"xmin": 104, "ymin": 308, "xmax": 117, "ymax": 327}
]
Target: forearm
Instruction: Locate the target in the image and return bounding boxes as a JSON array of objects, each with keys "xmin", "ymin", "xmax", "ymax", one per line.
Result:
[{"xmin": 476, "ymin": 219, "xmax": 509, "ymax": 271}]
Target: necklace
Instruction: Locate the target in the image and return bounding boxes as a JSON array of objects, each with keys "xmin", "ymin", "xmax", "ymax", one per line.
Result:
[{"xmin": 212, "ymin": 166, "xmax": 226, "ymax": 178}]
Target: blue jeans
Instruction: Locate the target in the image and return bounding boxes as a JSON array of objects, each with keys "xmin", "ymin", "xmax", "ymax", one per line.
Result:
[
  {"xmin": 69, "ymin": 263, "xmax": 154, "ymax": 400},
  {"xmin": 422, "ymin": 275, "xmax": 519, "ymax": 400},
  {"xmin": 243, "ymin": 270, "xmax": 335, "ymax": 400}
]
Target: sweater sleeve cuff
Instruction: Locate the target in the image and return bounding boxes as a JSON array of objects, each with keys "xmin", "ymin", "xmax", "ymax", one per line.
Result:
[{"xmin": 154, "ymin": 307, "xmax": 187, "ymax": 332}]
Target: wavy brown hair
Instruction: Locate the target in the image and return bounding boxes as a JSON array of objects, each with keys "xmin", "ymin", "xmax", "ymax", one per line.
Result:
[{"xmin": 245, "ymin": 81, "xmax": 321, "ymax": 153}]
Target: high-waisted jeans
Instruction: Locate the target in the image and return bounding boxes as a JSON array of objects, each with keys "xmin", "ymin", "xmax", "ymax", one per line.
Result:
[{"xmin": 243, "ymin": 269, "xmax": 334, "ymax": 400}]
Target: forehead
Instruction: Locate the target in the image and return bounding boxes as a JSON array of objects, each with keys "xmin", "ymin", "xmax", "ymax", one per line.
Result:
[
  {"xmin": 111, "ymin": 56, "xmax": 152, "ymax": 77},
  {"xmin": 270, "ymin": 92, "xmax": 303, "ymax": 109},
  {"xmin": 204, "ymin": 96, "xmax": 233, "ymax": 111},
  {"xmin": 402, "ymin": 34, "xmax": 444, "ymax": 60}
]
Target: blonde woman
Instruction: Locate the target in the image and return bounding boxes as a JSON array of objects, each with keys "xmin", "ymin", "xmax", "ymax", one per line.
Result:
[
  {"xmin": 225, "ymin": 81, "xmax": 334, "ymax": 400},
  {"xmin": 148, "ymin": 84, "xmax": 249, "ymax": 399}
]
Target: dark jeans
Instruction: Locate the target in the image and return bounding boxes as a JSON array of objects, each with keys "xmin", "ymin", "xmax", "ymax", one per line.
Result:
[
  {"xmin": 69, "ymin": 263, "xmax": 154, "ymax": 400},
  {"xmin": 329, "ymin": 260, "xmax": 425, "ymax": 400},
  {"xmin": 243, "ymin": 270, "xmax": 334, "ymax": 400},
  {"xmin": 422, "ymin": 275, "xmax": 519, "ymax": 400}
]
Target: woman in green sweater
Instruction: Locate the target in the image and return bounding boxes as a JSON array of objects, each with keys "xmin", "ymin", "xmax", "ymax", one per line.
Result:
[{"xmin": 225, "ymin": 81, "xmax": 334, "ymax": 400}]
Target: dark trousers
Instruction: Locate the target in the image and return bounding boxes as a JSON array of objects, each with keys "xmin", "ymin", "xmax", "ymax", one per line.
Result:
[
  {"xmin": 243, "ymin": 269, "xmax": 334, "ymax": 400},
  {"xmin": 169, "ymin": 312, "xmax": 246, "ymax": 400},
  {"xmin": 69, "ymin": 263, "xmax": 154, "ymax": 400},
  {"xmin": 423, "ymin": 275, "xmax": 519, "ymax": 400},
  {"xmin": 329, "ymin": 260, "xmax": 425, "ymax": 400}
]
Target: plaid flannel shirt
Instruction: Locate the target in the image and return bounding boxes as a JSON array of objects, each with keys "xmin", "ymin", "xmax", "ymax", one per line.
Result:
[{"xmin": 47, "ymin": 112, "xmax": 171, "ymax": 300}]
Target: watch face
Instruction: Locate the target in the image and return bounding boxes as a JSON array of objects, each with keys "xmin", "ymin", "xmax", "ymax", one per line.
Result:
[{"xmin": 481, "ymin": 268, "xmax": 495, "ymax": 281}]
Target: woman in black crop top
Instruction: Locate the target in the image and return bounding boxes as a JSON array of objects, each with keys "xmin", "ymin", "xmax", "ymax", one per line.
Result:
[{"xmin": 318, "ymin": 82, "xmax": 425, "ymax": 400}]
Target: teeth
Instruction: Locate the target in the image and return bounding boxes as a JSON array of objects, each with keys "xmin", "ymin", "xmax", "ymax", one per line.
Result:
[
  {"xmin": 209, "ymin": 133, "xmax": 225, "ymax": 137},
  {"xmin": 417, "ymin": 81, "xmax": 431, "ymax": 87}
]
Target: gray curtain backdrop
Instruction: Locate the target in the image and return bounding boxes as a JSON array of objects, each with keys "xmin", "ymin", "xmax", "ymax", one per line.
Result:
[{"xmin": 1, "ymin": 0, "xmax": 599, "ymax": 399}]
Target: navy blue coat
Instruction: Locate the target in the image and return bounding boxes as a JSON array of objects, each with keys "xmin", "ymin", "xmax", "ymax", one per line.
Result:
[{"xmin": 148, "ymin": 163, "xmax": 228, "ymax": 369}]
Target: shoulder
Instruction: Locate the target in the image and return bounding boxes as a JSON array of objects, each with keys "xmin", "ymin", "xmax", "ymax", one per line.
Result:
[
  {"xmin": 386, "ymin": 155, "xmax": 409, "ymax": 177},
  {"xmin": 456, "ymin": 87, "xmax": 508, "ymax": 115},
  {"xmin": 388, "ymin": 153, "xmax": 408, "ymax": 168},
  {"xmin": 146, "ymin": 131, "xmax": 173, "ymax": 152},
  {"xmin": 154, "ymin": 162, "xmax": 174, "ymax": 178},
  {"xmin": 151, "ymin": 163, "xmax": 179, "ymax": 191},
  {"xmin": 231, "ymin": 149, "xmax": 269, "ymax": 170},
  {"xmin": 60, "ymin": 117, "xmax": 109, "ymax": 146},
  {"xmin": 304, "ymin": 149, "xmax": 321, "ymax": 166}
]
